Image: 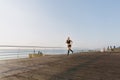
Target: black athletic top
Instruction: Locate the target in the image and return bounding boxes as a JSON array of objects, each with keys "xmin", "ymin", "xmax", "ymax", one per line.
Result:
[{"xmin": 66, "ymin": 40, "xmax": 72, "ymax": 44}]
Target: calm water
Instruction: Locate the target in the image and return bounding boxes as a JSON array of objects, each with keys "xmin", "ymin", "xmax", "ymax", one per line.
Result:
[{"xmin": 0, "ymin": 48, "xmax": 82, "ymax": 60}]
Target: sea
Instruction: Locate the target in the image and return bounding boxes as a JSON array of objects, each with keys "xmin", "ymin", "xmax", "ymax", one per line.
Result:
[{"xmin": 0, "ymin": 48, "xmax": 85, "ymax": 60}]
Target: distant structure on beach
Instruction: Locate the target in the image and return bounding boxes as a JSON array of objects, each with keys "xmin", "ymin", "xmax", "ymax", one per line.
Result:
[{"xmin": 103, "ymin": 45, "xmax": 120, "ymax": 52}]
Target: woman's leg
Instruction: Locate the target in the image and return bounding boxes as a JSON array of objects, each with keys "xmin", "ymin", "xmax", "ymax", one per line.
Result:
[
  {"xmin": 70, "ymin": 49, "xmax": 73, "ymax": 53},
  {"xmin": 67, "ymin": 47, "xmax": 71, "ymax": 55},
  {"xmin": 67, "ymin": 50, "xmax": 70, "ymax": 55}
]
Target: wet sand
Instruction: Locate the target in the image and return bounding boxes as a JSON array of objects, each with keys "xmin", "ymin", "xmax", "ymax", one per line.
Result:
[{"xmin": 0, "ymin": 52, "xmax": 120, "ymax": 80}]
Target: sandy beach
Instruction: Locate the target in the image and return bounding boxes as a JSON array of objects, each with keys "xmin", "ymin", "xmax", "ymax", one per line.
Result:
[{"xmin": 0, "ymin": 52, "xmax": 120, "ymax": 80}]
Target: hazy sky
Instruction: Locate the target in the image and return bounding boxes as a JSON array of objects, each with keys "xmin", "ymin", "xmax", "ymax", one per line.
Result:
[{"xmin": 0, "ymin": 0, "xmax": 120, "ymax": 49}]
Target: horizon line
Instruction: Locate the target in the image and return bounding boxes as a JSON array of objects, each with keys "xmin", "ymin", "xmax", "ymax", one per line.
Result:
[{"xmin": 0, "ymin": 45, "xmax": 64, "ymax": 48}]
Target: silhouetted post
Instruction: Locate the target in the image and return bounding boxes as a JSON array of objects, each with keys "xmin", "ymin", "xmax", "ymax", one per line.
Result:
[
  {"xmin": 34, "ymin": 49, "xmax": 35, "ymax": 54},
  {"xmin": 114, "ymin": 46, "xmax": 116, "ymax": 49},
  {"xmin": 110, "ymin": 46, "xmax": 114, "ymax": 51},
  {"xmin": 107, "ymin": 46, "xmax": 109, "ymax": 51},
  {"xmin": 103, "ymin": 47, "xmax": 105, "ymax": 52}
]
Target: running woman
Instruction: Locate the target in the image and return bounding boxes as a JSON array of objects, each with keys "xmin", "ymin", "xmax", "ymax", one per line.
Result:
[{"xmin": 66, "ymin": 37, "xmax": 73, "ymax": 55}]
